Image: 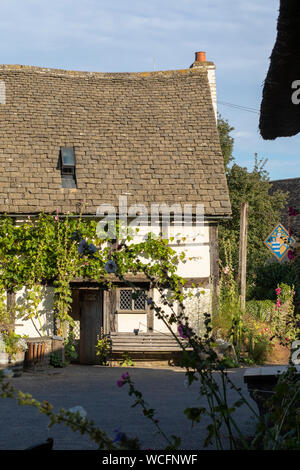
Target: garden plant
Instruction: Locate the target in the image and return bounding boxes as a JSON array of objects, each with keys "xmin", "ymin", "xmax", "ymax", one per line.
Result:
[{"xmin": 0, "ymin": 210, "xmax": 299, "ymax": 450}]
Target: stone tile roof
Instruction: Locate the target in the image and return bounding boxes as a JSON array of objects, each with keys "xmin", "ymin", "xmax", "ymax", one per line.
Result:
[
  {"xmin": 0, "ymin": 64, "xmax": 231, "ymax": 217},
  {"xmin": 270, "ymin": 178, "xmax": 300, "ymax": 239}
]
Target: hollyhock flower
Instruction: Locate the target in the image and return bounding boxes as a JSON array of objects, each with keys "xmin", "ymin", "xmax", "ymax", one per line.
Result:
[
  {"xmin": 55, "ymin": 215, "xmax": 59, "ymax": 221},
  {"xmin": 178, "ymin": 324, "xmax": 188, "ymax": 339},
  {"xmin": 78, "ymin": 239, "xmax": 88, "ymax": 254},
  {"xmin": 117, "ymin": 371, "xmax": 129, "ymax": 387},
  {"xmin": 275, "ymin": 287, "xmax": 281, "ymax": 296},
  {"xmin": 288, "ymin": 206, "xmax": 298, "ymax": 216},
  {"xmin": 113, "ymin": 429, "xmax": 124, "ymax": 443},
  {"xmin": 88, "ymin": 243, "xmax": 98, "ymax": 254},
  {"xmin": 105, "ymin": 260, "xmax": 117, "ymax": 273},
  {"xmin": 276, "ymin": 300, "xmax": 281, "ymax": 308}
]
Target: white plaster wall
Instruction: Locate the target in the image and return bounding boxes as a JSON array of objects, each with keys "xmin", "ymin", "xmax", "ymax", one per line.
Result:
[
  {"xmin": 168, "ymin": 224, "xmax": 210, "ymax": 278},
  {"xmin": 127, "ymin": 222, "xmax": 211, "ymax": 280},
  {"xmin": 14, "ymin": 286, "xmax": 55, "ymax": 337},
  {"xmin": 117, "ymin": 313, "xmax": 147, "ymax": 333},
  {"xmin": 183, "ymin": 287, "xmax": 212, "ymax": 337},
  {"xmin": 152, "ymin": 288, "xmax": 178, "ymax": 334}
]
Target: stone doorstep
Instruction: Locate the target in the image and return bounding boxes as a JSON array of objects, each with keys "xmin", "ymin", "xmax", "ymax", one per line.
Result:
[{"xmin": 244, "ymin": 365, "xmax": 300, "ymax": 381}]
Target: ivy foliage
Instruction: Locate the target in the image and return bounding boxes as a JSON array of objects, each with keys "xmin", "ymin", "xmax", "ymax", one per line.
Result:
[{"xmin": 0, "ymin": 212, "xmax": 185, "ymax": 327}]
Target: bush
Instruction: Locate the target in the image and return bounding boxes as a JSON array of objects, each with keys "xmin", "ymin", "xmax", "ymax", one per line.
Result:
[
  {"xmin": 250, "ymin": 258, "xmax": 300, "ymax": 301},
  {"xmin": 64, "ymin": 331, "xmax": 79, "ymax": 363},
  {"xmin": 246, "ymin": 300, "xmax": 275, "ymax": 323},
  {"xmin": 95, "ymin": 328, "xmax": 110, "ymax": 365}
]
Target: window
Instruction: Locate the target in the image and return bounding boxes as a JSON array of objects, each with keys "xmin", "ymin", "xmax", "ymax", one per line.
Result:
[
  {"xmin": 60, "ymin": 147, "xmax": 77, "ymax": 188},
  {"xmin": 118, "ymin": 289, "xmax": 147, "ymax": 312}
]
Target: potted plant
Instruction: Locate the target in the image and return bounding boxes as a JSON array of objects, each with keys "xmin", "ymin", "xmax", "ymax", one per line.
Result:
[
  {"xmin": 95, "ymin": 328, "xmax": 110, "ymax": 366},
  {"xmin": 0, "ymin": 329, "xmax": 28, "ymax": 376}
]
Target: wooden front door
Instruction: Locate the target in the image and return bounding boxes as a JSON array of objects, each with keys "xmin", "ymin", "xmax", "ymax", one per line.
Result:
[{"xmin": 79, "ymin": 289, "xmax": 103, "ymax": 364}]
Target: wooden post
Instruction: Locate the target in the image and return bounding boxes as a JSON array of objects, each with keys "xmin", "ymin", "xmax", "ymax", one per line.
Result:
[
  {"xmin": 209, "ymin": 224, "xmax": 220, "ymax": 314},
  {"xmin": 238, "ymin": 202, "xmax": 248, "ymax": 310}
]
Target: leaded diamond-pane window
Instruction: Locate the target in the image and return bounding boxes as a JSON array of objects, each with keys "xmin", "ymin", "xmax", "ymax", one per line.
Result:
[
  {"xmin": 119, "ymin": 289, "xmax": 146, "ymax": 311},
  {"xmin": 119, "ymin": 289, "xmax": 132, "ymax": 310},
  {"xmin": 134, "ymin": 292, "xmax": 146, "ymax": 310}
]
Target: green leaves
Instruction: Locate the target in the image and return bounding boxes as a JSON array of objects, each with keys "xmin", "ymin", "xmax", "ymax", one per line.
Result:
[{"xmin": 184, "ymin": 407, "xmax": 206, "ymax": 426}]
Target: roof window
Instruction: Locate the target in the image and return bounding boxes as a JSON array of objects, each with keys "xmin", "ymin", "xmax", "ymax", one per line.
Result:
[{"xmin": 60, "ymin": 147, "xmax": 77, "ymax": 188}]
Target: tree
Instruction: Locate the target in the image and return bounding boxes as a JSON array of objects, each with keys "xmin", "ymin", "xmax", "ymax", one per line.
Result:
[
  {"xmin": 217, "ymin": 113, "xmax": 234, "ymax": 173},
  {"xmin": 217, "ymin": 115, "xmax": 288, "ymax": 291}
]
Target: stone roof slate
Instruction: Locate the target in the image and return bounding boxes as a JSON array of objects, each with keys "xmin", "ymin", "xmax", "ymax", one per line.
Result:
[{"xmin": 0, "ymin": 64, "xmax": 231, "ymax": 217}]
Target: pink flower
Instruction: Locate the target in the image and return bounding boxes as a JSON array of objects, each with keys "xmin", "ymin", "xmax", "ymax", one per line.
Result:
[
  {"xmin": 275, "ymin": 287, "xmax": 281, "ymax": 296},
  {"xmin": 288, "ymin": 206, "xmax": 299, "ymax": 216},
  {"xmin": 117, "ymin": 372, "xmax": 129, "ymax": 387},
  {"xmin": 223, "ymin": 266, "xmax": 230, "ymax": 275},
  {"xmin": 55, "ymin": 215, "xmax": 59, "ymax": 221},
  {"xmin": 286, "ymin": 337, "xmax": 290, "ymax": 342},
  {"xmin": 265, "ymin": 328, "xmax": 269, "ymax": 332},
  {"xmin": 276, "ymin": 300, "xmax": 281, "ymax": 308}
]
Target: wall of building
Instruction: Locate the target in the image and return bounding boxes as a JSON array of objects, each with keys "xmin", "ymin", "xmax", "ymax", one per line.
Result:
[
  {"xmin": 14, "ymin": 286, "xmax": 55, "ymax": 338},
  {"xmin": 12, "ymin": 220, "xmax": 214, "ymax": 339}
]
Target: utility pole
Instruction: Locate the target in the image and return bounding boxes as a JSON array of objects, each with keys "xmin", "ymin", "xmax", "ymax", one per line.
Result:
[{"xmin": 238, "ymin": 202, "xmax": 248, "ymax": 310}]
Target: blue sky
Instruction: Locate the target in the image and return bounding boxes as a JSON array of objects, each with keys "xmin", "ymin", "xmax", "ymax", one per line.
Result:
[{"xmin": 0, "ymin": 0, "xmax": 298, "ymax": 181}]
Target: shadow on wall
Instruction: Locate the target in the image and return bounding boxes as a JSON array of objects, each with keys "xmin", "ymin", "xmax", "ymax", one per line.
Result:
[{"xmin": 15, "ymin": 286, "xmax": 55, "ymax": 337}]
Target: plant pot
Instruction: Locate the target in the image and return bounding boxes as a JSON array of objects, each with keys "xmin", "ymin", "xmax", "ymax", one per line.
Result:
[
  {"xmin": 9, "ymin": 351, "xmax": 25, "ymax": 377},
  {"xmin": 0, "ymin": 351, "xmax": 10, "ymax": 369},
  {"xmin": 265, "ymin": 340, "xmax": 291, "ymax": 365}
]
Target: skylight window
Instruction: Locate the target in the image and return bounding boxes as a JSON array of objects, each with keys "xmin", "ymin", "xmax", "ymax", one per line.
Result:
[{"xmin": 60, "ymin": 147, "xmax": 77, "ymax": 188}]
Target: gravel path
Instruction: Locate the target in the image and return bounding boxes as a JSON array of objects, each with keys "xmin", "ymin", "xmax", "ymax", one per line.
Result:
[{"xmin": 0, "ymin": 364, "xmax": 258, "ymax": 450}]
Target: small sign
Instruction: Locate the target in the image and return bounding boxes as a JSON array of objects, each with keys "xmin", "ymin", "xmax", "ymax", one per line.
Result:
[{"xmin": 264, "ymin": 223, "xmax": 295, "ymax": 261}]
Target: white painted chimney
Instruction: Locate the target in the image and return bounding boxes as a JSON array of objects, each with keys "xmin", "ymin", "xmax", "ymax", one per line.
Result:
[{"xmin": 191, "ymin": 52, "xmax": 217, "ymax": 122}]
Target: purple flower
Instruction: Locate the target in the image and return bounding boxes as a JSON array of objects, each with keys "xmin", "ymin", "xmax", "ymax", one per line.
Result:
[
  {"xmin": 178, "ymin": 324, "xmax": 188, "ymax": 339},
  {"xmin": 113, "ymin": 429, "xmax": 124, "ymax": 443},
  {"xmin": 117, "ymin": 371, "xmax": 129, "ymax": 387},
  {"xmin": 78, "ymin": 239, "xmax": 88, "ymax": 255},
  {"xmin": 105, "ymin": 260, "xmax": 117, "ymax": 273}
]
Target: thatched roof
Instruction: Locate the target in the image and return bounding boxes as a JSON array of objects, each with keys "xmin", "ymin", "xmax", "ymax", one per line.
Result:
[
  {"xmin": 270, "ymin": 177, "xmax": 300, "ymax": 239},
  {"xmin": 0, "ymin": 63, "xmax": 231, "ymax": 218},
  {"xmin": 259, "ymin": 0, "xmax": 300, "ymax": 140}
]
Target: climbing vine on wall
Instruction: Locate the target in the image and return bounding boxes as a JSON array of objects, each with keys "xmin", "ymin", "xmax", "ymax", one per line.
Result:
[{"xmin": 0, "ymin": 212, "xmax": 188, "ymax": 332}]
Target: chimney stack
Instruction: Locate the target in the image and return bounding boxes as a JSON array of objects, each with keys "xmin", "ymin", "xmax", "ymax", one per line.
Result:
[
  {"xmin": 195, "ymin": 51, "xmax": 206, "ymax": 63},
  {"xmin": 191, "ymin": 51, "xmax": 217, "ymax": 121}
]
